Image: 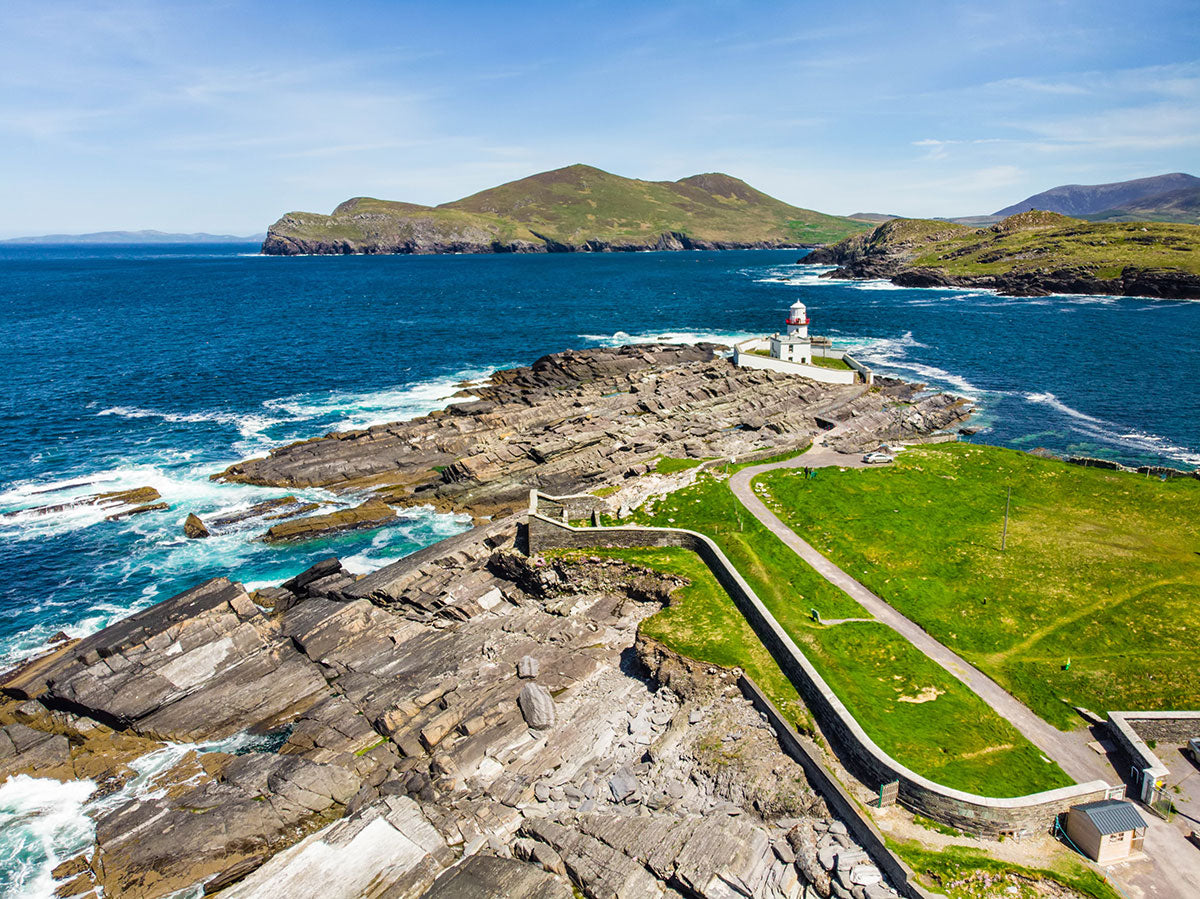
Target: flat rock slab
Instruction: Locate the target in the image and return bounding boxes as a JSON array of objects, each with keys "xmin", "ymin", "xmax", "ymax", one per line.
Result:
[{"xmin": 423, "ymin": 855, "xmax": 573, "ymax": 899}]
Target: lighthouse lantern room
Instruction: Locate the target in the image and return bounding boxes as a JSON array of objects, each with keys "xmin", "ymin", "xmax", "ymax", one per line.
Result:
[{"xmin": 770, "ymin": 299, "xmax": 812, "ymax": 364}]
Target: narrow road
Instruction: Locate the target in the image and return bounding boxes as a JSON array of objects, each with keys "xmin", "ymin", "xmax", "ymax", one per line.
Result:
[{"xmin": 728, "ymin": 439, "xmax": 1112, "ymax": 786}]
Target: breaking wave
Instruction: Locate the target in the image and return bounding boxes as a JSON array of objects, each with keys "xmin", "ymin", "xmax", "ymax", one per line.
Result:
[{"xmin": 579, "ymin": 329, "xmax": 759, "ymax": 347}]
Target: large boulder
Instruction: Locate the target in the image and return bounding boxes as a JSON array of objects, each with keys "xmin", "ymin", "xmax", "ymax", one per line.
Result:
[{"xmin": 517, "ymin": 683, "xmax": 556, "ymax": 730}]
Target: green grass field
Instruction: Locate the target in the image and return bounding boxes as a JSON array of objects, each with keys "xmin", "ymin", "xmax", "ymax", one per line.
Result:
[
  {"xmin": 628, "ymin": 470, "xmax": 1071, "ymax": 795},
  {"xmin": 654, "ymin": 455, "xmax": 705, "ymax": 474},
  {"xmin": 758, "ymin": 443, "xmax": 1200, "ymax": 729},
  {"xmin": 809, "ymin": 355, "xmax": 853, "ymax": 371}
]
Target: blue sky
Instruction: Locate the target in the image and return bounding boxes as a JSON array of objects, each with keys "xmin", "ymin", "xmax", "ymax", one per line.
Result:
[{"xmin": 2, "ymin": 0, "xmax": 1198, "ymax": 236}]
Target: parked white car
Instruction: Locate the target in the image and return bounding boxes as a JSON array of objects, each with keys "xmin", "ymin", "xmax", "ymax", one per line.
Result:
[
  {"xmin": 862, "ymin": 452, "xmax": 895, "ymax": 464},
  {"xmin": 1188, "ymin": 737, "xmax": 1200, "ymax": 766}
]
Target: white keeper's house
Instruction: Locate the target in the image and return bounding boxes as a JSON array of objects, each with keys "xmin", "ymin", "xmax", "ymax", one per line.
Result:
[{"xmin": 732, "ymin": 299, "xmax": 873, "ymax": 385}]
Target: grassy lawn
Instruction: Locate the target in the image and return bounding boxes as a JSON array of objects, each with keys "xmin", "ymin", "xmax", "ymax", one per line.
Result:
[
  {"xmin": 758, "ymin": 442, "xmax": 1200, "ymax": 729},
  {"xmin": 809, "ymin": 355, "xmax": 853, "ymax": 371},
  {"xmin": 890, "ymin": 839, "xmax": 1121, "ymax": 899},
  {"xmin": 796, "ymin": 622, "xmax": 1070, "ymax": 795},
  {"xmin": 553, "ymin": 547, "xmax": 811, "ymax": 731},
  {"xmin": 654, "ymin": 455, "xmax": 705, "ymax": 474},
  {"xmin": 628, "ymin": 470, "xmax": 1071, "ymax": 795}
]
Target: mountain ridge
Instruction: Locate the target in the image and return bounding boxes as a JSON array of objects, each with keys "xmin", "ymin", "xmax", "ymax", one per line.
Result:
[
  {"xmin": 261, "ymin": 164, "xmax": 869, "ymax": 255},
  {"xmin": 994, "ymin": 172, "xmax": 1200, "ymax": 219}
]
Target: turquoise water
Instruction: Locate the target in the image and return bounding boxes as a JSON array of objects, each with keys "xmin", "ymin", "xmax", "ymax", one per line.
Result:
[{"xmin": 0, "ymin": 243, "xmax": 1197, "ymax": 896}]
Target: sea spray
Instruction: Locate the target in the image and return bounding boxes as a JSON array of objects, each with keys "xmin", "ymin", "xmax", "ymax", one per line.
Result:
[
  {"xmin": 0, "ymin": 776, "xmax": 96, "ymax": 899},
  {"xmin": 0, "ymin": 729, "xmax": 300, "ymax": 897}
]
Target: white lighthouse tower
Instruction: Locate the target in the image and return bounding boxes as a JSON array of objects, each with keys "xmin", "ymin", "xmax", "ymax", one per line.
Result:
[{"xmin": 770, "ymin": 298, "xmax": 812, "ymax": 363}]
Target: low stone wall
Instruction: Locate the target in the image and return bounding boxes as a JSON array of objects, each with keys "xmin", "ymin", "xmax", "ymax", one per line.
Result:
[
  {"xmin": 528, "ymin": 502, "xmax": 1114, "ymax": 837},
  {"xmin": 738, "ymin": 676, "xmax": 935, "ymax": 899},
  {"xmin": 841, "ymin": 352, "xmax": 875, "ymax": 386}
]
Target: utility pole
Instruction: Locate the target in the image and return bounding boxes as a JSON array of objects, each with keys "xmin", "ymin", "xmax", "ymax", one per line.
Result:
[{"xmin": 1001, "ymin": 486, "xmax": 1011, "ymax": 551}]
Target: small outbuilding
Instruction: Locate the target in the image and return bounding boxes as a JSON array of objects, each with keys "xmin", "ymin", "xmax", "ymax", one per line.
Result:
[{"xmin": 1065, "ymin": 799, "xmax": 1148, "ymax": 864}]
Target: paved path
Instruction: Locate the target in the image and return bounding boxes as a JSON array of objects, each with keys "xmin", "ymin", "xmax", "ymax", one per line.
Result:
[
  {"xmin": 728, "ymin": 439, "xmax": 1112, "ymax": 785},
  {"xmin": 728, "ymin": 434, "xmax": 1200, "ymax": 896}
]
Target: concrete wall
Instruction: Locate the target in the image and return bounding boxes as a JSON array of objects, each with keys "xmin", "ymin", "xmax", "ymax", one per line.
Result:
[
  {"xmin": 1107, "ymin": 711, "xmax": 1199, "ymax": 800},
  {"xmin": 842, "ymin": 352, "xmax": 875, "ymax": 386},
  {"xmin": 732, "ymin": 348, "xmax": 858, "ymax": 385},
  {"xmin": 528, "ymin": 502, "xmax": 1114, "ymax": 837}
]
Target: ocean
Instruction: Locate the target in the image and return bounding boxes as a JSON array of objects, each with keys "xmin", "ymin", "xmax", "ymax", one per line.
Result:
[{"xmin": 0, "ymin": 244, "xmax": 1197, "ymax": 895}]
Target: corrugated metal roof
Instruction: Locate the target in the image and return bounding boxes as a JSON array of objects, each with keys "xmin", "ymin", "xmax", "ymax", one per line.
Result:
[{"xmin": 1073, "ymin": 799, "xmax": 1147, "ymax": 834}]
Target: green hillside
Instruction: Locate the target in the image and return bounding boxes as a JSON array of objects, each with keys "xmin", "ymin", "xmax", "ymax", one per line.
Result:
[
  {"xmin": 262, "ymin": 164, "xmax": 869, "ymax": 255},
  {"xmin": 907, "ymin": 211, "xmax": 1200, "ymax": 278},
  {"xmin": 806, "ymin": 211, "xmax": 1200, "ymax": 297}
]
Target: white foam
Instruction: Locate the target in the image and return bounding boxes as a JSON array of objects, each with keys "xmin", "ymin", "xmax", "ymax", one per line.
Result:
[
  {"xmin": 262, "ymin": 367, "xmax": 496, "ymax": 433},
  {"xmin": 578, "ymin": 329, "xmax": 759, "ymax": 347},
  {"xmin": 0, "ymin": 775, "xmax": 97, "ymax": 899},
  {"xmin": 834, "ymin": 332, "xmax": 981, "ymax": 399},
  {"xmin": 1021, "ymin": 393, "xmax": 1200, "ymax": 466},
  {"xmin": 98, "ymin": 406, "xmax": 282, "ymax": 440},
  {"xmin": 1022, "ymin": 392, "xmax": 1106, "ymax": 425}
]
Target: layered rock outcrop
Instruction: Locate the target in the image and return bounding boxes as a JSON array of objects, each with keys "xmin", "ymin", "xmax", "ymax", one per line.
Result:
[
  {"xmin": 219, "ymin": 344, "xmax": 970, "ymax": 520},
  {"xmin": 2, "ymin": 519, "xmax": 904, "ymax": 899}
]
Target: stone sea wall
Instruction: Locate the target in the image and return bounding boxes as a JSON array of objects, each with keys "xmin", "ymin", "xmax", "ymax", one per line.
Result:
[{"xmin": 528, "ymin": 497, "xmax": 1113, "ymax": 838}]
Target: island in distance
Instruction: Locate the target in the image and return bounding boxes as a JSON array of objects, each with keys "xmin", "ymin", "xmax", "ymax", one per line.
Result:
[
  {"xmin": 0, "ymin": 230, "xmax": 265, "ymax": 245},
  {"xmin": 260, "ymin": 163, "xmax": 871, "ymax": 256}
]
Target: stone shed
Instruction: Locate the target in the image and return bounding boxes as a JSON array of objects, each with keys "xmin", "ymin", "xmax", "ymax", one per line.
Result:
[{"xmin": 1064, "ymin": 799, "xmax": 1147, "ymax": 864}]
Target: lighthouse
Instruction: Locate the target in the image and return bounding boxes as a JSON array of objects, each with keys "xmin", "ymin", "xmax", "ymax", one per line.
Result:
[{"xmin": 770, "ymin": 298, "xmax": 812, "ymax": 363}]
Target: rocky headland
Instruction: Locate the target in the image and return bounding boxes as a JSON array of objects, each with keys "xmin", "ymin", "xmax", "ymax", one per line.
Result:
[
  {"xmin": 803, "ymin": 211, "xmax": 1200, "ymax": 299},
  {"xmin": 260, "ymin": 164, "xmax": 869, "ymax": 256},
  {"xmin": 216, "ymin": 343, "xmax": 970, "ymax": 533},
  {"xmin": 0, "ymin": 345, "xmax": 975, "ymax": 898}
]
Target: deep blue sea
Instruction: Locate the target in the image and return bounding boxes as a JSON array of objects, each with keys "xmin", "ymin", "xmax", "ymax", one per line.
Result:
[
  {"xmin": 1, "ymin": 245, "xmax": 1197, "ymax": 670},
  {"xmin": 0, "ymin": 243, "xmax": 1198, "ymax": 893}
]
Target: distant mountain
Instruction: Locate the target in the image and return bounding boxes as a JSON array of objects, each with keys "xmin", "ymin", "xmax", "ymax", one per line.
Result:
[
  {"xmin": 994, "ymin": 173, "xmax": 1200, "ymax": 219},
  {"xmin": 262, "ymin": 163, "xmax": 870, "ymax": 255},
  {"xmin": 1084, "ymin": 185, "xmax": 1200, "ymax": 224},
  {"xmin": 845, "ymin": 212, "xmax": 899, "ymax": 223},
  {"xmin": 1, "ymin": 230, "xmax": 265, "ymax": 245}
]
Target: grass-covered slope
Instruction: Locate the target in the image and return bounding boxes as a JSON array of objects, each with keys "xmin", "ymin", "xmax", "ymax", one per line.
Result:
[
  {"xmin": 622, "ymin": 468, "xmax": 1072, "ymax": 796},
  {"xmin": 262, "ymin": 164, "xmax": 869, "ymax": 255},
  {"xmin": 804, "ymin": 210, "xmax": 1200, "ymax": 298},
  {"xmin": 758, "ymin": 443, "xmax": 1200, "ymax": 730}
]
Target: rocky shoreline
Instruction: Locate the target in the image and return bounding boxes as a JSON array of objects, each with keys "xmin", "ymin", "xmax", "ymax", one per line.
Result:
[
  {"xmin": 0, "ymin": 345, "xmax": 974, "ymax": 898},
  {"xmin": 261, "ymin": 228, "xmax": 805, "ymax": 256},
  {"xmin": 802, "ymin": 218, "xmax": 1200, "ymax": 299},
  {"xmin": 216, "ymin": 343, "xmax": 970, "ymax": 531},
  {"xmin": 3, "ymin": 518, "xmax": 907, "ymax": 899}
]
